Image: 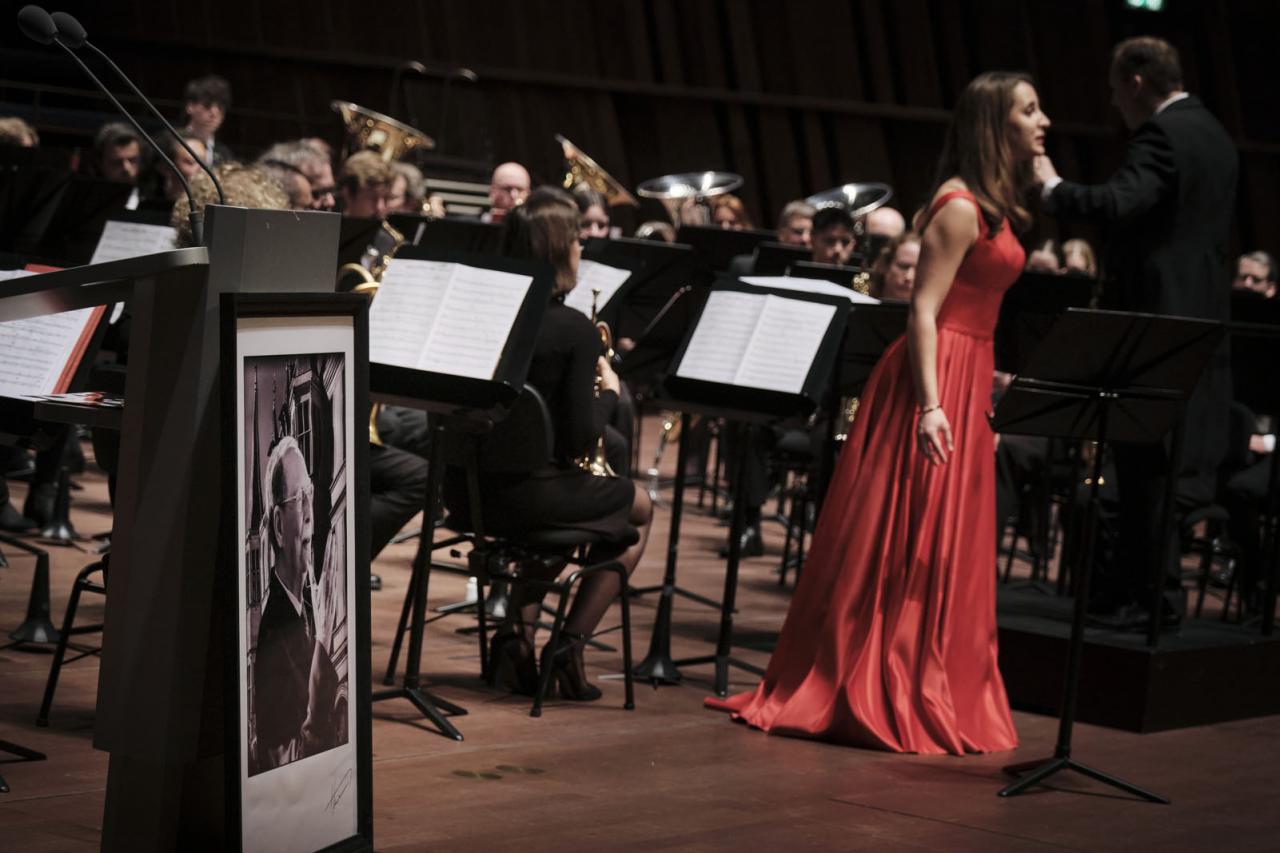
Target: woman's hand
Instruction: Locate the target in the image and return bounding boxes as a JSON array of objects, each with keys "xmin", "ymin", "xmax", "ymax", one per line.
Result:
[
  {"xmin": 597, "ymin": 356, "xmax": 621, "ymax": 395},
  {"xmin": 917, "ymin": 407, "xmax": 954, "ymax": 465}
]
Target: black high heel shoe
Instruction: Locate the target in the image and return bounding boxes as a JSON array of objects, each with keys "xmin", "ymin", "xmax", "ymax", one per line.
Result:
[
  {"xmin": 489, "ymin": 630, "xmax": 539, "ymax": 696},
  {"xmin": 540, "ymin": 631, "xmax": 602, "ymax": 701}
]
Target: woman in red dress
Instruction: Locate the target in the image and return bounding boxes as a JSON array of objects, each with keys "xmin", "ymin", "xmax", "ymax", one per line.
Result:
[{"xmin": 707, "ymin": 72, "xmax": 1051, "ymax": 755}]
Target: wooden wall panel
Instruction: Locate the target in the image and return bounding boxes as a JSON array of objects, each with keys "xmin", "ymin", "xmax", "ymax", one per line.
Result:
[{"xmin": 3, "ymin": 0, "xmax": 1277, "ymax": 252}]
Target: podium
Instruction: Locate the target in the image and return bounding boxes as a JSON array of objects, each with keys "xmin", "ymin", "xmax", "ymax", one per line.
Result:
[
  {"xmin": 992, "ymin": 308, "xmax": 1223, "ymax": 803},
  {"xmin": 0, "ymin": 206, "xmax": 351, "ymax": 850}
]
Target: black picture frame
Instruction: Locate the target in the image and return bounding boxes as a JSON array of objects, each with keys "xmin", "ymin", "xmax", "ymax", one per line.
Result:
[{"xmin": 219, "ymin": 291, "xmax": 372, "ymax": 853}]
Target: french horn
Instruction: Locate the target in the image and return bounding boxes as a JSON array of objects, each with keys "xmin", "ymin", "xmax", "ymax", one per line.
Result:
[{"xmin": 557, "ymin": 134, "xmax": 638, "ymax": 207}]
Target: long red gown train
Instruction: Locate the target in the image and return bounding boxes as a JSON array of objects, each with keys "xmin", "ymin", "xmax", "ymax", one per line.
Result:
[{"xmin": 707, "ymin": 190, "xmax": 1024, "ymax": 755}]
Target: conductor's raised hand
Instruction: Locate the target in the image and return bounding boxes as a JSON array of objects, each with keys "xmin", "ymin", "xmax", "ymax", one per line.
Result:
[
  {"xmin": 917, "ymin": 407, "xmax": 954, "ymax": 465},
  {"xmin": 1032, "ymin": 154, "xmax": 1059, "ymax": 188}
]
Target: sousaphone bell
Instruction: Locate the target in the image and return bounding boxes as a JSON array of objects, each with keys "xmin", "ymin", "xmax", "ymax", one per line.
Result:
[
  {"xmin": 805, "ymin": 182, "xmax": 894, "ymax": 218},
  {"xmin": 332, "ymin": 100, "xmax": 436, "ymax": 162},
  {"xmin": 558, "ymin": 134, "xmax": 638, "ymax": 207},
  {"xmin": 637, "ymin": 170, "xmax": 744, "ymax": 226}
]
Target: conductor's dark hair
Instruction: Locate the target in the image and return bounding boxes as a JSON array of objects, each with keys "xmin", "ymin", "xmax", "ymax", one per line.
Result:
[
  {"xmin": 1112, "ymin": 37, "xmax": 1183, "ymax": 96},
  {"xmin": 811, "ymin": 205, "xmax": 854, "ymax": 234},
  {"xmin": 184, "ymin": 75, "xmax": 232, "ymax": 109}
]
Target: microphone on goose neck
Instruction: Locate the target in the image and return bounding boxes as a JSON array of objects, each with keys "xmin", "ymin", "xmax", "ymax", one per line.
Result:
[
  {"xmin": 16, "ymin": 5, "xmax": 206, "ymax": 245},
  {"xmin": 50, "ymin": 10, "xmax": 226, "ymax": 206}
]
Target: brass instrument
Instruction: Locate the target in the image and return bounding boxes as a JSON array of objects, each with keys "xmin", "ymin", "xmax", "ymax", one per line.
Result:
[
  {"xmin": 557, "ymin": 134, "xmax": 638, "ymax": 207},
  {"xmin": 332, "ymin": 100, "xmax": 435, "ymax": 162},
  {"xmin": 852, "ymin": 270, "xmax": 872, "ymax": 295},
  {"xmin": 337, "ymin": 220, "xmax": 407, "ymax": 294},
  {"xmin": 645, "ymin": 411, "xmax": 681, "ymax": 503},
  {"xmin": 805, "ymin": 181, "xmax": 894, "ymax": 217},
  {"xmin": 579, "ymin": 287, "xmax": 617, "ymax": 477},
  {"xmin": 636, "ymin": 171, "xmax": 744, "ymax": 226}
]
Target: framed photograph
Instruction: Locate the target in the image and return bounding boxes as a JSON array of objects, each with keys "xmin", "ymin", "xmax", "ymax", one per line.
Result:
[{"xmin": 221, "ymin": 293, "xmax": 372, "ymax": 853}]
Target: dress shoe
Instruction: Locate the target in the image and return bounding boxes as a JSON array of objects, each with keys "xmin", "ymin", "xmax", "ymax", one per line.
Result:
[
  {"xmin": 719, "ymin": 525, "xmax": 764, "ymax": 559},
  {"xmin": 541, "ymin": 631, "xmax": 601, "ymax": 701},
  {"xmin": 1086, "ymin": 601, "xmax": 1181, "ymax": 632}
]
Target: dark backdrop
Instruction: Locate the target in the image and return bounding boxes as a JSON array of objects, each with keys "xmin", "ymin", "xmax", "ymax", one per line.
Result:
[{"xmin": 3, "ymin": 0, "xmax": 1277, "ymax": 252}]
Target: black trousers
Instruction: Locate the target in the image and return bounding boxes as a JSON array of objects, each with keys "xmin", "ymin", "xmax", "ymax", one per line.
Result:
[
  {"xmin": 369, "ymin": 442, "xmax": 428, "ymax": 559},
  {"xmin": 1225, "ymin": 454, "xmax": 1275, "ymax": 607}
]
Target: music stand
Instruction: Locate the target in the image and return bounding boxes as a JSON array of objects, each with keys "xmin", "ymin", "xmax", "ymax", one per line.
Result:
[
  {"xmin": 583, "ymin": 236, "xmax": 702, "ymax": 342},
  {"xmin": 675, "ymin": 224, "xmax": 775, "ymax": 273},
  {"xmin": 634, "ymin": 281, "xmax": 848, "ymax": 693},
  {"xmin": 367, "ymin": 246, "xmax": 554, "ymax": 740},
  {"xmin": 787, "ymin": 260, "xmax": 863, "ymax": 285},
  {"xmin": 813, "ymin": 302, "xmax": 909, "ymax": 507},
  {"xmin": 751, "ymin": 241, "xmax": 811, "ymax": 276},
  {"xmin": 389, "ymin": 214, "xmax": 504, "ymax": 255},
  {"xmin": 992, "ymin": 308, "xmax": 1224, "ymax": 802}
]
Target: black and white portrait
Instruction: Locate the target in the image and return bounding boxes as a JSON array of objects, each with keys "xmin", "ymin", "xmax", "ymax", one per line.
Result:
[
  {"xmin": 243, "ymin": 353, "xmax": 350, "ymax": 775},
  {"xmin": 234, "ymin": 312, "xmax": 360, "ymax": 852}
]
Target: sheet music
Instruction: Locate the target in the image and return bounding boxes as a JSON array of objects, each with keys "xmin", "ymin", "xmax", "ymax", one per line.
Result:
[
  {"xmin": 367, "ymin": 260, "xmax": 453, "ymax": 368},
  {"xmin": 741, "ymin": 275, "xmax": 881, "ymax": 305},
  {"xmin": 675, "ymin": 290, "xmax": 836, "ymax": 394},
  {"xmin": 563, "ymin": 260, "xmax": 632, "ymax": 318},
  {"xmin": 736, "ymin": 297, "xmax": 836, "ymax": 393},
  {"xmin": 368, "ymin": 258, "xmax": 532, "ymax": 380},
  {"xmin": 675, "ymin": 291, "xmax": 764, "ymax": 385},
  {"xmin": 417, "ymin": 264, "xmax": 530, "ymax": 379},
  {"xmin": 0, "ymin": 270, "xmax": 98, "ymax": 395},
  {"xmin": 90, "ymin": 220, "xmax": 177, "ymax": 264}
]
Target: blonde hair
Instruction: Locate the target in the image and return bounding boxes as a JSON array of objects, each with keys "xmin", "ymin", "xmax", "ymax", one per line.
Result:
[
  {"xmin": 0, "ymin": 116, "xmax": 39, "ymax": 147},
  {"xmin": 172, "ymin": 162, "xmax": 289, "ymax": 247}
]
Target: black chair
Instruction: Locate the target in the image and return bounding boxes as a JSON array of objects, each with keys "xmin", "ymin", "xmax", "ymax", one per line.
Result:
[
  {"xmin": 387, "ymin": 385, "xmax": 635, "ymax": 717},
  {"xmin": 36, "ymin": 556, "xmax": 107, "ymax": 727}
]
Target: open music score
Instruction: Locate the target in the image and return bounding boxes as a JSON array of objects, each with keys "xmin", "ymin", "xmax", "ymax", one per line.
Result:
[
  {"xmin": 368, "ymin": 258, "xmax": 533, "ymax": 380},
  {"xmin": 563, "ymin": 259, "xmax": 632, "ymax": 318},
  {"xmin": 741, "ymin": 274, "xmax": 881, "ymax": 304},
  {"xmin": 0, "ymin": 269, "xmax": 105, "ymax": 397},
  {"xmin": 90, "ymin": 219, "xmax": 178, "ymax": 265},
  {"xmin": 675, "ymin": 290, "xmax": 837, "ymax": 394}
]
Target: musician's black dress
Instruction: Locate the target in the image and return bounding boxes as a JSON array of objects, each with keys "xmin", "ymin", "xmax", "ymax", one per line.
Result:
[{"xmin": 443, "ymin": 300, "xmax": 635, "ymax": 542}]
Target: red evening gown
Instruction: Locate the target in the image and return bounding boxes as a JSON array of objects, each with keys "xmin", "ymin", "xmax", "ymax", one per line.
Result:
[{"xmin": 707, "ymin": 190, "xmax": 1024, "ymax": 755}]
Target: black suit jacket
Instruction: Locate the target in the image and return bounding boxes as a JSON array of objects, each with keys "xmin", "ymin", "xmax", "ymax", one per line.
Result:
[
  {"xmin": 1050, "ymin": 95, "xmax": 1237, "ymax": 319},
  {"xmin": 1049, "ymin": 95, "xmax": 1239, "ymax": 503},
  {"xmin": 252, "ymin": 571, "xmax": 313, "ymax": 769}
]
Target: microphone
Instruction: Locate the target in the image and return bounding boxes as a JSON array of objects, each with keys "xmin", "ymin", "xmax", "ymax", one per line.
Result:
[
  {"xmin": 50, "ymin": 10, "xmax": 225, "ymax": 206},
  {"xmin": 16, "ymin": 5, "xmax": 205, "ymax": 245}
]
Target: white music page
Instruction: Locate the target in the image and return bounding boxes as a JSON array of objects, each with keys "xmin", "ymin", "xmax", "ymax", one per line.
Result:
[
  {"xmin": 675, "ymin": 290, "xmax": 765, "ymax": 386},
  {"xmin": 741, "ymin": 275, "xmax": 881, "ymax": 305},
  {"xmin": 564, "ymin": 260, "xmax": 632, "ymax": 318},
  {"xmin": 0, "ymin": 270, "xmax": 98, "ymax": 397},
  {"xmin": 90, "ymin": 220, "xmax": 178, "ymax": 264},
  {"xmin": 368, "ymin": 258, "xmax": 532, "ymax": 380}
]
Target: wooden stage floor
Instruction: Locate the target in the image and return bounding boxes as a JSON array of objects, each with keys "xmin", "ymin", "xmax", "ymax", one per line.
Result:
[{"xmin": 2, "ymin": 431, "xmax": 1279, "ymax": 851}]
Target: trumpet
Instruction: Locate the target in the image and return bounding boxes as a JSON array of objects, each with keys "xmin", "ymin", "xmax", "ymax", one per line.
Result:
[{"xmin": 579, "ymin": 287, "xmax": 617, "ymax": 477}]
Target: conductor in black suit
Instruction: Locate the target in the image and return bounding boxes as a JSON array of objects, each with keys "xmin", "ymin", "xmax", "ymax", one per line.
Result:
[{"xmin": 1034, "ymin": 36, "xmax": 1239, "ymax": 627}]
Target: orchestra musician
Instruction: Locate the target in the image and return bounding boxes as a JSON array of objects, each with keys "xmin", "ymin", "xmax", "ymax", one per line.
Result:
[{"xmin": 443, "ymin": 186, "xmax": 653, "ymax": 701}]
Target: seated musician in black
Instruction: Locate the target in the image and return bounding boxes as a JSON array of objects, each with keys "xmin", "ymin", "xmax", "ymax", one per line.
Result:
[{"xmin": 444, "ymin": 186, "xmax": 653, "ymax": 700}]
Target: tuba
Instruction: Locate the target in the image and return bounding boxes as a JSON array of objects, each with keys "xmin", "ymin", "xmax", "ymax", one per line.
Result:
[
  {"xmin": 636, "ymin": 171, "xmax": 743, "ymax": 226},
  {"xmin": 557, "ymin": 134, "xmax": 638, "ymax": 207},
  {"xmin": 332, "ymin": 100, "xmax": 435, "ymax": 162}
]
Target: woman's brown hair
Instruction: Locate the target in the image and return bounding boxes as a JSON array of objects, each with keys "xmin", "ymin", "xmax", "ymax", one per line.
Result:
[
  {"xmin": 502, "ymin": 186, "xmax": 581, "ymax": 295},
  {"xmin": 927, "ymin": 71, "xmax": 1036, "ymax": 235}
]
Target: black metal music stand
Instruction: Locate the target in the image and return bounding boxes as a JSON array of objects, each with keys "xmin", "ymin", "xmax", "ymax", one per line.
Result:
[
  {"xmin": 0, "ymin": 739, "xmax": 46, "ymax": 794},
  {"xmin": 634, "ymin": 281, "xmax": 848, "ymax": 694},
  {"xmin": 993, "ymin": 309, "xmax": 1223, "ymax": 802},
  {"xmin": 368, "ymin": 248, "xmax": 553, "ymax": 741}
]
